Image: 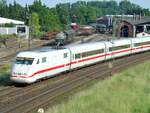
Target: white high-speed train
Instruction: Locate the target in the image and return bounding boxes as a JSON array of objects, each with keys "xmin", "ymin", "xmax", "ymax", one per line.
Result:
[{"xmin": 11, "ymin": 37, "xmax": 150, "ymax": 83}]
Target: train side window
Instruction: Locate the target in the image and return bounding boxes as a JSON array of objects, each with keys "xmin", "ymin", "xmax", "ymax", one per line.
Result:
[
  {"xmin": 75, "ymin": 53, "xmax": 81, "ymax": 59},
  {"xmin": 64, "ymin": 53, "xmax": 68, "ymax": 58},
  {"xmin": 134, "ymin": 41, "xmax": 150, "ymax": 47},
  {"xmin": 37, "ymin": 59, "xmax": 40, "ymax": 64},
  {"xmin": 82, "ymin": 49, "xmax": 104, "ymax": 58},
  {"xmin": 109, "ymin": 44, "xmax": 130, "ymax": 51},
  {"xmin": 42, "ymin": 57, "xmax": 46, "ymax": 63}
]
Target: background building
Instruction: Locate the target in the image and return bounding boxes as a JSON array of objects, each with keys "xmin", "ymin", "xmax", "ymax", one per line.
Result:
[
  {"xmin": 97, "ymin": 15, "xmax": 150, "ymax": 38},
  {"xmin": 117, "ymin": 16, "xmax": 150, "ymax": 37},
  {"xmin": 0, "ymin": 17, "xmax": 29, "ymax": 38}
]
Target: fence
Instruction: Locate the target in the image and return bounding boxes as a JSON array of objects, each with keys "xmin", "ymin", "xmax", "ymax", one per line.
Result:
[
  {"xmin": 0, "ymin": 27, "xmax": 17, "ymax": 35},
  {"xmin": 0, "ymin": 26, "xmax": 29, "ymax": 39}
]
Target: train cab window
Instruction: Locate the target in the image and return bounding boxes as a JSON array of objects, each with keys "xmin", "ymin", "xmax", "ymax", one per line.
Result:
[
  {"xmin": 15, "ymin": 57, "xmax": 34, "ymax": 65},
  {"xmin": 64, "ymin": 53, "xmax": 68, "ymax": 58},
  {"xmin": 42, "ymin": 57, "xmax": 46, "ymax": 63}
]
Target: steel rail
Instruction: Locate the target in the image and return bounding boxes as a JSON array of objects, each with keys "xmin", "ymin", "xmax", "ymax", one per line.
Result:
[{"xmin": 1, "ymin": 51, "xmax": 150, "ymax": 113}]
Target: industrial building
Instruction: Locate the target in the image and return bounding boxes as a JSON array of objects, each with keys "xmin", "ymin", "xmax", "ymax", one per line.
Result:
[
  {"xmin": 97, "ymin": 15, "xmax": 150, "ymax": 38},
  {"xmin": 117, "ymin": 16, "xmax": 150, "ymax": 37}
]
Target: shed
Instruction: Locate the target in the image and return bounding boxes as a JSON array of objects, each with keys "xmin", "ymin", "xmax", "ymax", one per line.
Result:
[
  {"xmin": 0, "ymin": 17, "xmax": 24, "ymax": 25},
  {"xmin": 0, "ymin": 17, "xmax": 29, "ymax": 38},
  {"xmin": 117, "ymin": 16, "xmax": 150, "ymax": 37}
]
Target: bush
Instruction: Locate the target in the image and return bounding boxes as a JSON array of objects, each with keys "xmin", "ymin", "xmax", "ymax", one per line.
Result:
[
  {"xmin": 0, "ymin": 23, "xmax": 15, "ymax": 27},
  {"xmin": 0, "ymin": 34, "xmax": 17, "ymax": 39}
]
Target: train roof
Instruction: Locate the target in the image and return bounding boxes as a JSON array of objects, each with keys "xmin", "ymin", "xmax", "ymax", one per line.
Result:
[
  {"xmin": 66, "ymin": 41, "xmax": 108, "ymax": 53},
  {"xmin": 66, "ymin": 38, "xmax": 132, "ymax": 49},
  {"xmin": 66, "ymin": 41, "xmax": 105, "ymax": 48},
  {"xmin": 16, "ymin": 37, "xmax": 150, "ymax": 58},
  {"xmin": 16, "ymin": 47, "xmax": 67, "ymax": 58}
]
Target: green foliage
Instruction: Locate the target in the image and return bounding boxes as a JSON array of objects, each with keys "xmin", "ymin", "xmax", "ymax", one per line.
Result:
[
  {"xmin": 119, "ymin": 0, "xmax": 146, "ymax": 15},
  {"xmin": 0, "ymin": 64, "xmax": 10, "ymax": 75},
  {"xmin": 144, "ymin": 9, "xmax": 150, "ymax": 16},
  {"xmin": 0, "ymin": 23, "xmax": 15, "ymax": 27},
  {"xmin": 56, "ymin": 3, "xmax": 71, "ymax": 25},
  {"xmin": 8, "ymin": 1, "xmax": 26, "ymax": 21},
  {"xmin": 46, "ymin": 61, "xmax": 150, "ymax": 113},
  {"xmin": 0, "ymin": 34, "xmax": 17, "ymax": 38},
  {"xmin": 29, "ymin": 0, "xmax": 62, "ymax": 32},
  {"xmin": 0, "ymin": 0, "xmax": 9, "ymax": 17},
  {"xmin": 29, "ymin": 12, "xmax": 41, "ymax": 38},
  {"xmin": 71, "ymin": 2, "xmax": 88, "ymax": 24},
  {"xmin": 0, "ymin": 64, "xmax": 12, "ymax": 86}
]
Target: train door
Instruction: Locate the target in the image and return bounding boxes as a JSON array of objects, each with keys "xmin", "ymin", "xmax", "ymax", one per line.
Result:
[
  {"xmin": 103, "ymin": 42, "xmax": 107, "ymax": 60},
  {"xmin": 105, "ymin": 42, "xmax": 113, "ymax": 60},
  {"xmin": 50, "ymin": 50, "xmax": 71, "ymax": 74},
  {"xmin": 63, "ymin": 50, "xmax": 71, "ymax": 71},
  {"xmin": 67, "ymin": 48, "xmax": 72, "ymax": 70},
  {"xmin": 130, "ymin": 39, "xmax": 133, "ymax": 54}
]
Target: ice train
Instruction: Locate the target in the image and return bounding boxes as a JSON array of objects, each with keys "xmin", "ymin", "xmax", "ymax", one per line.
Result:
[{"xmin": 11, "ymin": 37, "xmax": 150, "ymax": 83}]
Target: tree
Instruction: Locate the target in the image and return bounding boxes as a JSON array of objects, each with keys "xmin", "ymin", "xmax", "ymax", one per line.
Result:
[
  {"xmin": 29, "ymin": 12, "xmax": 41, "ymax": 38},
  {"xmin": 56, "ymin": 3, "xmax": 71, "ymax": 29},
  {"xmin": 71, "ymin": 2, "xmax": 87, "ymax": 24},
  {"xmin": 29, "ymin": 0, "xmax": 61, "ymax": 31},
  {"xmin": 0, "ymin": 0, "xmax": 8, "ymax": 17},
  {"xmin": 8, "ymin": 1, "xmax": 26, "ymax": 21}
]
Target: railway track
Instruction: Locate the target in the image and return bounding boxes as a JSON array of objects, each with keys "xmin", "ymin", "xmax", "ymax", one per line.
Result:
[
  {"xmin": 0, "ymin": 55, "xmax": 14, "ymax": 66},
  {"xmin": 0, "ymin": 51, "xmax": 150, "ymax": 113}
]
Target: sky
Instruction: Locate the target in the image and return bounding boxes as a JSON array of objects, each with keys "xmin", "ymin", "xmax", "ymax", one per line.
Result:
[{"xmin": 6, "ymin": 0, "xmax": 150, "ymax": 9}]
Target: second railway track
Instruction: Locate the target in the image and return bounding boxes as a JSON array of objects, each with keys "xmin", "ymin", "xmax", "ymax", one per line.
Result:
[{"xmin": 0, "ymin": 51, "xmax": 150, "ymax": 113}]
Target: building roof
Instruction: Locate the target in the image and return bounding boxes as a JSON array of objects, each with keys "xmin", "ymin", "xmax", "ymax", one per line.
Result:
[
  {"xmin": 0, "ymin": 17, "xmax": 24, "ymax": 25},
  {"xmin": 121, "ymin": 16, "xmax": 150, "ymax": 25}
]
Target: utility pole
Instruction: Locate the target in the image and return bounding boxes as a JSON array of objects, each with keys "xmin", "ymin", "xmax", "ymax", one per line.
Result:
[
  {"xmin": 108, "ymin": 16, "xmax": 116, "ymax": 76},
  {"xmin": 27, "ymin": 13, "xmax": 32, "ymax": 50},
  {"xmin": 28, "ymin": 26, "xmax": 31, "ymax": 50},
  {"xmin": 113, "ymin": 17, "xmax": 116, "ymax": 39},
  {"xmin": 18, "ymin": 31, "xmax": 21, "ymax": 48}
]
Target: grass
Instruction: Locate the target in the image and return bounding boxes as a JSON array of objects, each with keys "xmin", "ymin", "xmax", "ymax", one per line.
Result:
[
  {"xmin": 0, "ymin": 64, "xmax": 12, "ymax": 85},
  {"xmin": 46, "ymin": 61, "xmax": 150, "ymax": 113}
]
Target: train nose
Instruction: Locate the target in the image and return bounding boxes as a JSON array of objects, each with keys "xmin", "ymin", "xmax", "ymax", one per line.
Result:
[
  {"xmin": 10, "ymin": 76, "xmax": 34, "ymax": 84},
  {"xmin": 11, "ymin": 65, "xmax": 30, "ymax": 77},
  {"xmin": 11, "ymin": 65, "xmax": 34, "ymax": 83}
]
